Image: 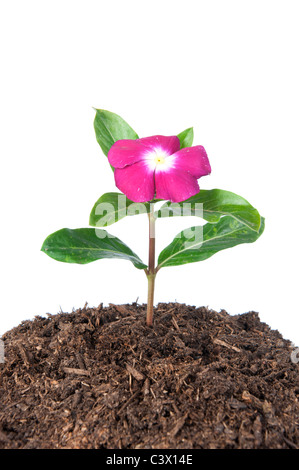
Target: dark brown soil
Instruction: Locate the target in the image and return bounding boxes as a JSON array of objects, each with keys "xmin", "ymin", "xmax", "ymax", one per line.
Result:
[{"xmin": 0, "ymin": 302, "xmax": 298, "ymax": 449}]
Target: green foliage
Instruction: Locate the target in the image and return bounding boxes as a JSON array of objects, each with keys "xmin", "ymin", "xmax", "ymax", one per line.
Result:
[
  {"xmin": 157, "ymin": 216, "xmax": 265, "ymax": 269},
  {"xmin": 41, "ymin": 227, "xmax": 147, "ymax": 269}
]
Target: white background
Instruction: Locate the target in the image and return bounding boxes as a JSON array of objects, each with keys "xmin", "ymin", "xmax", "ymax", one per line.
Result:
[{"xmin": 1, "ymin": 1, "xmax": 299, "ymax": 344}]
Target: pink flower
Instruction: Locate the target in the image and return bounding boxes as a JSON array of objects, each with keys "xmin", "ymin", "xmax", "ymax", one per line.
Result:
[{"xmin": 107, "ymin": 135, "xmax": 211, "ymax": 203}]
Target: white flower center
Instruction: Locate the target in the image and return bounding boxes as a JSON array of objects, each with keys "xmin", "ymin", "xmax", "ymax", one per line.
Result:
[
  {"xmin": 154, "ymin": 153, "xmax": 166, "ymax": 165},
  {"xmin": 144, "ymin": 147, "xmax": 175, "ymax": 172}
]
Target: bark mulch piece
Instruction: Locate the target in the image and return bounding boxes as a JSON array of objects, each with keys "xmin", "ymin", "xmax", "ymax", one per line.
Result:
[{"xmin": 0, "ymin": 302, "xmax": 298, "ymax": 449}]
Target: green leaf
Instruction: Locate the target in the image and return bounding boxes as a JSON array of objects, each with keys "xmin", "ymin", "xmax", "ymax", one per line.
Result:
[
  {"xmin": 94, "ymin": 109, "xmax": 139, "ymax": 157},
  {"xmin": 177, "ymin": 127, "xmax": 194, "ymax": 149},
  {"xmin": 89, "ymin": 192, "xmax": 151, "ymax": 227},
  {"xmin": 156, "ymin": 189, "xmax": 262, "ymax": 232},
  {"xmin": 41, "ymin": 228, "xmax": 147, "ymax": 269},
  {"xmin": 157, "ymin": 216, "xmax": 265, "ymax": 269}
]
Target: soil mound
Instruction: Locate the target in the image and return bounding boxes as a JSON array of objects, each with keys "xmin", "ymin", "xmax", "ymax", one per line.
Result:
[{"xmin": 0, "ymin": 303, "xmax": 298, "ymax": 449}]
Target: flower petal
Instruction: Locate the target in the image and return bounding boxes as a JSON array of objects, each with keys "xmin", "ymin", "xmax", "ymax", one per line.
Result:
[
  {"xmin": 170, "ymin": 145, "xmax": 211, "ymax": 178},
  {"xmin": 108, "ymin": 139, "xmax": 149, "ymax": 169},
  {"xmin": 138, "ymin": 135, "xmax": 180, "ymax": 156},
  {"xmin": 155, "ymin": 168, "xmax": 200, "ymax": 203},
  {"xmin": 114, "ymin": 161, "xmax": 155, "ymax": 202},
  {"xmin": 108, "ymin": 135, "xmax": 181, "ymax": 169}
]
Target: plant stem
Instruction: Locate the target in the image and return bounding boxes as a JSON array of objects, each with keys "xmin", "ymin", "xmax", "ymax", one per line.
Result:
[
  {"xmin": 146, "ymin": 273, "xmax": 155, "ymax": 327},
  {"xmin": 146, "ymin": 203, "xmax": 156, "ymax": 327}
]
